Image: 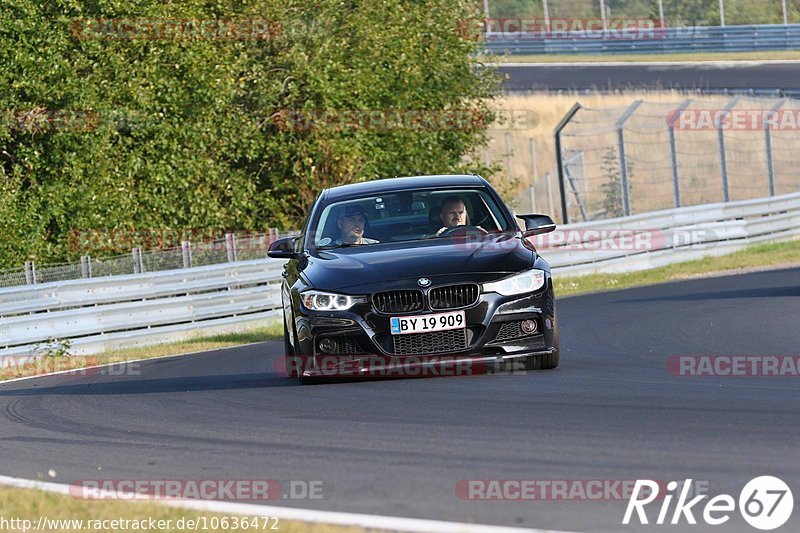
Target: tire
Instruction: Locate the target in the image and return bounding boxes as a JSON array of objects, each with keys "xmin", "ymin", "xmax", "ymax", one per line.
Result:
[
  {"xmin": 283, "ymin": 320, "xmax": 299, "ymax": 378},
  {"xmin": 539, "ymin": 323, "xmax": 560, "ymax": 370},
  {"xmin": 526, "ymin": 312, "xmax": 560, "ymax": 371}
]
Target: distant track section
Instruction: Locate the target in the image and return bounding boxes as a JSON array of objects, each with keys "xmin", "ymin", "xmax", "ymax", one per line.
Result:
[{"xmin": 499, "ymin": 60, "xmax": 800, "ymax": 94}]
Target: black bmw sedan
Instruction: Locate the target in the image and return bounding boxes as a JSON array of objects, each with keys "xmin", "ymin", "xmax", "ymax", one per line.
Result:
[{"xmin": 268, "ymin": 175, "xmax": 559, "ymax": 383}]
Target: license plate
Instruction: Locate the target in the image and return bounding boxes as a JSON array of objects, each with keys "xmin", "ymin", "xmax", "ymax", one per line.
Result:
[{"xmin": 390, "ymin": 311, "xmax": 466, "ymax": 335}]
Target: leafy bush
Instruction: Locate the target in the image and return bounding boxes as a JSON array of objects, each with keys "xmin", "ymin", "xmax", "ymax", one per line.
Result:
[{"xmin": 0, "ymin": 0, "xmax": 500, "ymax": 268}]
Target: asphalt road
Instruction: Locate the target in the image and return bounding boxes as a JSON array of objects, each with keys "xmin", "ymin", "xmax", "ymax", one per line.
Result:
[
  {"xmin": 499, "ymin": 61, "xmax": 800, "ymax": 93},
  {"xmin": 2, "ymin": 267, "xmax": 799, "ymax": 532}
]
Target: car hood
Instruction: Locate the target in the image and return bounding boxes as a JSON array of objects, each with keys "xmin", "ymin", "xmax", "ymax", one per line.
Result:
[{"xmin": 302, "ymin": 233, "xmax": 537, "ymax": 291}]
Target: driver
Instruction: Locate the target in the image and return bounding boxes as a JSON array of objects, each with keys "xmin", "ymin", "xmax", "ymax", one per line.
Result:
[
  {"xmin": 435, "ymin": 196, "xmax": 478, "ymax": 235},
  {"xmin": 335, "ymin": 205, "xmax": 379, "ymax": 245}
]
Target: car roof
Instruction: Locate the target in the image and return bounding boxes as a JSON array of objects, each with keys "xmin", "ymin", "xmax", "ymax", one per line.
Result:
[{"xmin": 324, "ymin": 175, "xmax": 487, "ymax": 201}]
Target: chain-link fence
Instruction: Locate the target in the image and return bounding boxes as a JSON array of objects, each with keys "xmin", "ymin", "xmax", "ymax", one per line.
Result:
[
  {"xmin": 0, "ymin": 230, "xmax": 296, "ymax": 289},
  {"xmin": 551, "ymin": 96, "xmax": 800, "ymax": 222},
  {"xmin": 482, "ymin": 0, "xmax": 800, "ymax": 27}
]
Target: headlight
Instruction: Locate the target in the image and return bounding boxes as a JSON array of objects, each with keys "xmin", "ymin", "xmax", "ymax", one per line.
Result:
[
  {"xmin": 301, "ymin": 291, "xmax": 364, "ymax": 311},
  {"xmin": 482, "ymin": 269, "xmax": 546, "ymax": 296}
]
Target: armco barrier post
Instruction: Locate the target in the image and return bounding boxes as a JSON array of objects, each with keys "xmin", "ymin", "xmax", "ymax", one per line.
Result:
[
  {"xmin": 181, "ymin": 241, "xmax": 193, "ymax": 269},
  {"xmin": 765, "ymin": 99, "xmax": 785, "ymax": 197},
  {"xmin": 24, "ymin": 261, "xmax": 36, "ymax": 284},
  {"xmin": 616, "ymin": 100, "xmax": 644, "ymax": 217},
  {"xmin": 504, "ymin": 132, "xmax": 513, "ymax": 184},
  {"xmin": 529, "ymin": 138, "xmax": 538, "ymax": 213},
  {"xmin": 225, "ymin": 232, "xmax": 237, "ymax": 262},
  {"xmin": 132, "ymin": 247, "xmax": 143, "ymax": 274},
  {"xmin": 80, "ymin": 255, "xmax": 92, "ymax": 278},
  {"xmin": 668, "ymin": 99, "xmax": 692, "ymax": 208}
]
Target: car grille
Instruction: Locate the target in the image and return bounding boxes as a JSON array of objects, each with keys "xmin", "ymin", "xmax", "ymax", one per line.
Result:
[
  {"xmin": 337, "ymin": 336, "xmax": 366, "ymax": 355},
  {"xmin": 372, "ymin": 290, "xmax": 423, "ymax": 314},
  {"xmin": 391, "ymin": 328, "xmax": 467, "ymax": 355},
  {"xmin": 429, "ymin": 283, "xmax": 480, "ymax": 310}
]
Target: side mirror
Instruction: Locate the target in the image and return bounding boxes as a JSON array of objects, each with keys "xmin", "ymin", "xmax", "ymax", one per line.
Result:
[
  {"xmin": 268, "ymin": 237, "xmax": 299, "ymax": 259},
  {"xmin": 516, "ymin": 214, "xmax": 557, "ymax": 237}
]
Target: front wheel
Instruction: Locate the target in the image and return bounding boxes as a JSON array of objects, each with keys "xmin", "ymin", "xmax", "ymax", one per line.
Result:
[
  {"xmin": 283, "ymin": 322, "xmax": 299, "ymax": 378},
  {"xmin": 539, "ymin": 315, "xmax": 560, "ymax": 370},
  {"xmin": 526, "ymin": 316, "xmax": 560, "ymax": 370}
]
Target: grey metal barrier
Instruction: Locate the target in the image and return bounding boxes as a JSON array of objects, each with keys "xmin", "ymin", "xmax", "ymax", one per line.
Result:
[
  {"xmin": 485, "ymin": 24, "xmax": 800, "ymax": 55},
  {"xmin": 0, "ymin": 229, "xmax": 292, "ymax": 289},
  {"xmin": 0, "ymin": 258, "xmax": 287, "ymax": 364}
]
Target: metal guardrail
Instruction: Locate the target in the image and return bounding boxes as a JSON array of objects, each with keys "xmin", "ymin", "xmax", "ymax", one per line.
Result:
[
  {"xmin": 486, "ymin": 24, "xmax": 800, "ymax": 55},
  {"xmin": 0, "ymin": 230, "xmax": 288, "ymax": 289},
  {"xmin": 0, "ymin": 259, "xmax": 286, "ymax": 364},
  {"xmin": 542, "ymin": 191, "xmax": 800, "ymax": 276}
]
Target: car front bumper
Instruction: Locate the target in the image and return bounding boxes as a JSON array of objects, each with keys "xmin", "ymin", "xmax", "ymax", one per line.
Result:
[{"xmin": 290, "ymin": 282, "xmax": 557, "ymax": 378}]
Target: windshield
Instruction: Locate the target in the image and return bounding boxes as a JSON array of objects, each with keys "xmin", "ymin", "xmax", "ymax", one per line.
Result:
[{"xmin": 312, "ymin": 188, "xmax": 512, "ymax": 249}]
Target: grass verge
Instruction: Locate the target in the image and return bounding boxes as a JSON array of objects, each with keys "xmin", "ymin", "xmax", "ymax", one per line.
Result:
[
  {"xmin": 553, "ymin": 238, "xmax": 800, "ymax": 297},
  {"xmin": 0, "ymin": 485, "xmax": 366, "ymax": 533},
  {"xmin": 492, "ymin": 50, "xmax": 800, "ymax": 63}
]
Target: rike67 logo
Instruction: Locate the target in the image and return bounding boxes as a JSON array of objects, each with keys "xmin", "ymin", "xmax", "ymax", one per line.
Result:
[{"xmin": 623, "ymin": 476, "xmax": 793, "ymax": 530}]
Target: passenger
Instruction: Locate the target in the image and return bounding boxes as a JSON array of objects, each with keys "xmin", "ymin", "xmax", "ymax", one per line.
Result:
[{"xmin": 335, "ymin": 205, "xmax": 379, "ymax": 245}]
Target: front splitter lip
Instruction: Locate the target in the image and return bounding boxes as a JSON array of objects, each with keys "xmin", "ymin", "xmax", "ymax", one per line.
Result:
[{"xmin": 300, "ymin": 348, "xmax": 556, "ymax": 378}]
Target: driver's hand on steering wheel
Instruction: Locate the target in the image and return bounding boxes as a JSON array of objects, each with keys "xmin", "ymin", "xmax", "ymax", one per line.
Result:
[{"xmin": 435, "ymin": 225, "xmax": 487, "ymax": 236}]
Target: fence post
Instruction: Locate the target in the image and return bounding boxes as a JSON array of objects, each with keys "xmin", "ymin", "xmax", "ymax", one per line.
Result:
[
  {"xmin": 132, "ymin": 247, "xmax": 143, "ymax": 274},
  {"xmin": 545, "ymin": 172, "xmax": 555, "ymax": 216},
  {"xmin": 24, "ymin": 260, "xmax": 36, "ymax": 284},
  {"xmin": 181, "ymin": 241, "xmax": 193, "ymax": 269},
  {"xmin": 268, "ymin": 228, "xmax": 279, "ymax": 246},
  {"xmin": 616, "ymin": 99, "xmax": 644, "ymax": 217},
  {"xmin": 765, "ymin": 99, "xmax": 785, "ymax": 197},
  {"xmin": 717, "ymin": 96, "xmax": 741, "ymax": 202},
  {"xmin": 668, "ymin": 99, "xmax": 693, "ymax": 208},
  {"xmin": 504, "ymin": 132, "xmax": 513, "ymax": 184},
  {"xmin": 225, "ymin": 232, "xmax": 237, "ymax": 262},
  {"xmin": 542, "ymin": 0, "xmax": 551, "ymax": 32},
  {"xmin": 80, "ymin": 255, "xmax": 92, "ymax": 278},
  {"xmin": 554, "ymin": 102, "xmax": 583, "ymax": 224},
  {"xmin": 529, "ymin": 138, "xmax": 538, "ymax": 212}
]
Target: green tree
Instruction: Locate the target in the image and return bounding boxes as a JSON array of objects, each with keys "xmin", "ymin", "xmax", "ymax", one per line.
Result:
[{"xmin": 0, "ymin": 0, "xmax": 501, "ymax": 267}]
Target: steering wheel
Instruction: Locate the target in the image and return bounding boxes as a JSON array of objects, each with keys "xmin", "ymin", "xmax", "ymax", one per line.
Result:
[{"xmin": 439, "ymin": 225, "xmax": 489, "ymax": 237}]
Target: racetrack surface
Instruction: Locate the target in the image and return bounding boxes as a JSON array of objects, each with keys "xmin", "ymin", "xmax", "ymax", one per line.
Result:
[
  {"xmin": 2, "ymin": 266, "xmax": 799, "ymax": 532},
  {"xmin": 499, "ymin": 61, "xmax": 800, "ymax": 93}
]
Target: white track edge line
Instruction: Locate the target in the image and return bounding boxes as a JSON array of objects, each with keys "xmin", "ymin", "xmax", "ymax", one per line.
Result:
[{"xmin": 0, "ymin": 475, "xmax": 578, "ymax": 533}]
